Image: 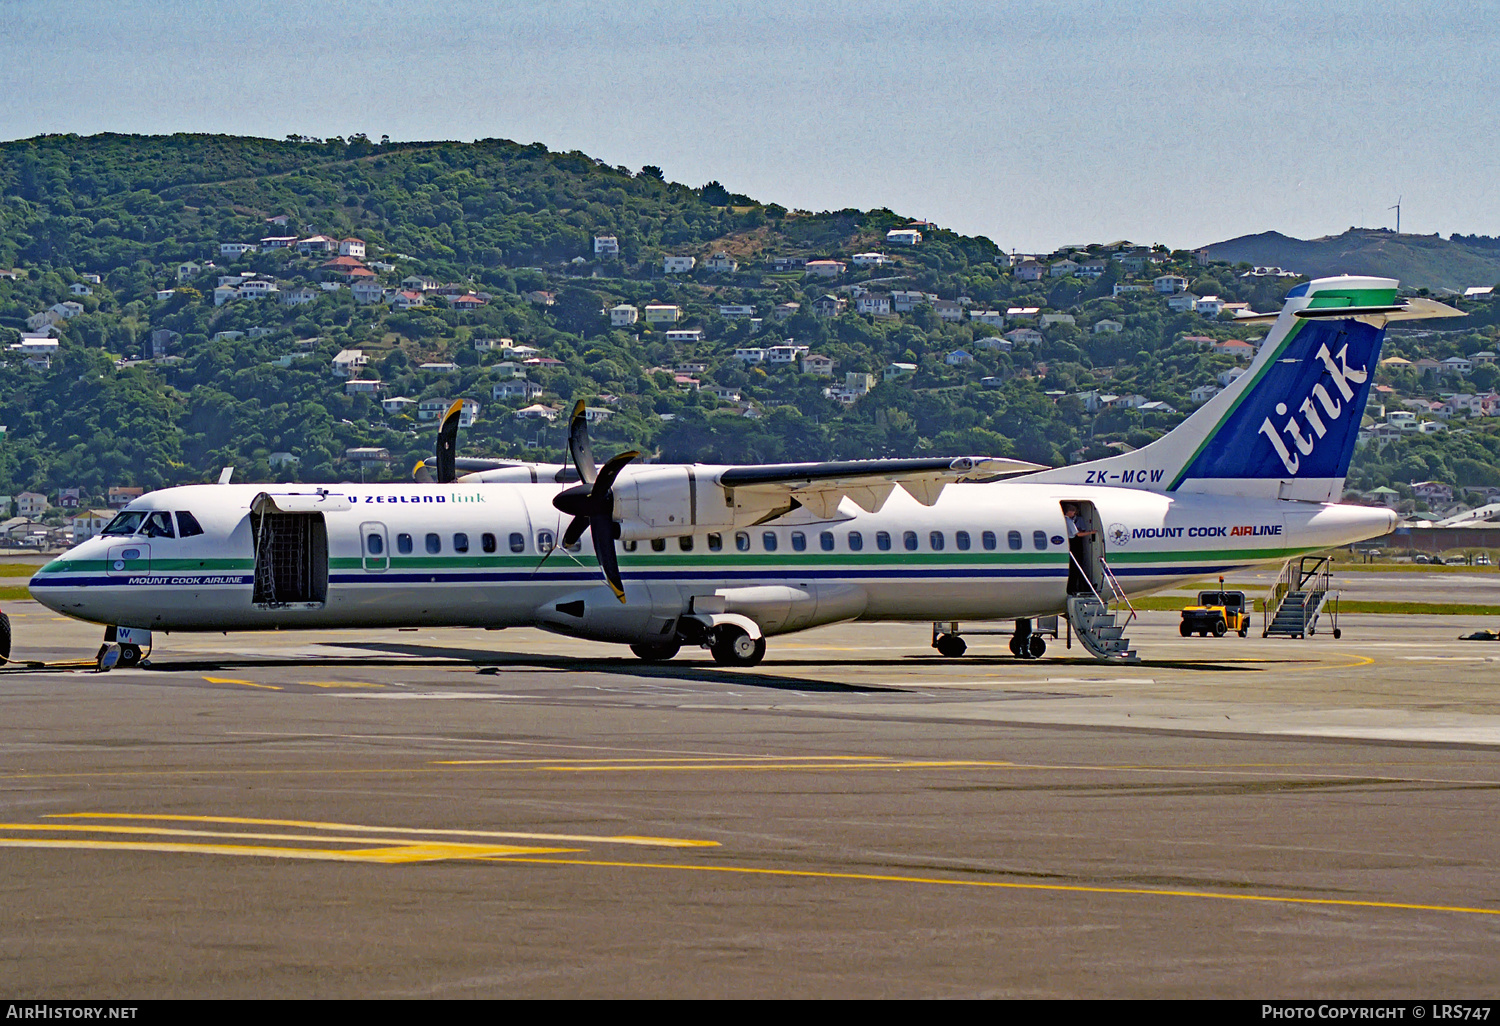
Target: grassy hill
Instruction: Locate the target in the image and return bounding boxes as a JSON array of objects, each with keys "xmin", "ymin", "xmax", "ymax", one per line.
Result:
[{"xmin": 1202, "ymin": 229, "xmax": 1500, "ymax": 292}]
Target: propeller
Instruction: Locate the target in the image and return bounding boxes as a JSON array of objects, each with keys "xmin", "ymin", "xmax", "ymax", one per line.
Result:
[
  {"xmin": 412, "ymin": 399, "xmax": 467, "ymax": 483},
  {"xmin": 550, "ymin": 400, "xmax": 639, "ymax": 602}
]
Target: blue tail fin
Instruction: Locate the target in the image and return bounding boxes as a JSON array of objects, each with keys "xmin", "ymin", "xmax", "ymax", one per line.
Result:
[{"xmin": 1026, "ymin": 276, "xmax": 1462, "ymax": 501}]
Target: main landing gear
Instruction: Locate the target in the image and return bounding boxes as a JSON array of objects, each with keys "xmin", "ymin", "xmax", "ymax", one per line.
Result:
[
  {"xmin": 632, "ymin": 620, "xmax": 767, "ymax": 667},
  {"xmin": 931, "ymin": 618, "xmax": 1050, "ymax": 659}
]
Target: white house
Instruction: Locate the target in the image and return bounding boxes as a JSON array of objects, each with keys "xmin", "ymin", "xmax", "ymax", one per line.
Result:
[
  {"xmin": 1154, "ymin": 274, "xmax": 1189, "ymax": 293},
  {"xmin": 1004, "ymin": 327, "xmax": 1044, "ymax": 346},
  {"xmin": 804, "ymin": 260, "xmax": 846, "ymax": 278},
  {"xmin": 705, "ymin": 252, "xmax": 737, "ymax": 273},
  {"xmin": 1195, "ymin": 295, "xmax": 1226, "ymax": 317},
  {"xmin": 734, "ymin": 348, "xmax": 768, "ymax": 364},
  {"xmin": 1189, "ymin": 384, "xmax": 1221, "ymax": 403},
  {"xmin": 491, "ymin": 378, "xmax": 542, "ymax": 403},
  {"xmin": 1006, "ymin": 307, "xmax": 1040, "ymax": 322},
  {"xmin": 381, "ymin": 396, "xmax": 417, "ymax": 414},
  {"xmin": 1093, "ymin": 319, "xmax": 1123, "ymax": 334},
  {"xmin": 514, "ymin": 403, "xmax": 559, "ymax": 422},
  {"xmin": 68, "ymin": 282, "xmax": 92, "ymax": 296},
  {"xmin": 856, "ymin": 294, "xmax": 892, "ymax": 316},
  {"xmin": 609, "ymin": 303, "xmax": 639, "ymax": 326},
  {"xmin": 280, "ymin": 287, "xmax": 318, "ymax": 307},
  {"xmin": 884, "ymin": 362, "xmax": 918, "ymax": 381},
  {"xmin": 1166, "ymin": 292, "xmax": 1201, "ymax": 312},
  {"xmin": 331, "ymin": 349, "xmax": 367, "ymax": 377},
  {"xmin": 970, "ymin": 310, "xmax": 1006, "ymax": 327},
  {"xmin": 344, "ymin": 378, "xmax": 383, "ymax": 395},
  {"xmin": 767, "ymin": 344, "xmax": 809, "ymax": 365},
  {"xmin": 594, "ymin": 236, "xmax": 619, "ymax": 258},
  {"xmin": 932, "ymin": 300, "xmax": 964, "ymax": 322},
  {"xmin": 945, "ymin": 349, "xmax": 974, "ymax": 366},
  {"xmin": 885, "ymin": 229, "xmax": 922, "ymax": 246},
  {"xmin": 339, "ymin": 238, "xmax": 366, "ymax": 259},
  {"xmin": 351, "ymin": 281, "xmax": 386, "ymax": 305},
  {"xmin": 851, "ymin": 252, "xmax": 890, "ymax": 268},
  {"xmin": 664, "ymin": 256, "xmax": 696, "ymax": 274},
  {"xmin": 718, "ymin": 304, "xmax": 755, "ymax": 319},
  {"xmin": 219, "ymin": 243, "xmax": 258, "ymax": 258},
  {"xmin": 664, "ymin": 329, "xmax": 703, "ymax": 343},
  {"xmin": 643, "ymin": 304, "xmax": 680, "ymax": 323}
]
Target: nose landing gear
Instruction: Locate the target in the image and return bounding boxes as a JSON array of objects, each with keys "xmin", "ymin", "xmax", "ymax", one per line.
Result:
[{"xmin": 97, "ymin": 626, "xmax": 152, "ymax": 671}]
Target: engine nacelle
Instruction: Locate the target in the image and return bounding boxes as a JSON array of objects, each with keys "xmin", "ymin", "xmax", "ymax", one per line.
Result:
[
  {"xmin": 611, "ymin": 466, "xmax": 736, "ymax": 539},
  {"xmin": 533, "ymin": 582, "xmax": 686, "ymax": 644}
]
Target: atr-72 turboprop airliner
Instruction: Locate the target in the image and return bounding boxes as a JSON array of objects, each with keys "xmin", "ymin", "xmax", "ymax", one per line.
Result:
[{"xmin": 29, "ymin": 275, "xmax": 1457, "ymax": 667}]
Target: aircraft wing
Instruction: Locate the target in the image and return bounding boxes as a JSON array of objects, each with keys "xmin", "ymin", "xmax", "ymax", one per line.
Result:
[{"xmin": 713, "ymin": 456, "xmax": 1044, "ymax": 519}]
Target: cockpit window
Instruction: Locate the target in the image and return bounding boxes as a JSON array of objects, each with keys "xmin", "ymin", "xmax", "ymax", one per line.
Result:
[
  {"xmin": 176, "ymin": 511, "xmax": 205, "ymax": 537},
  {"xmin": 102, "ymin": 511, "xmax": 146, "ymax": 536},
  {"xmin": 141, "ymin": 511, "xmax": 175, "ymax": 538}
]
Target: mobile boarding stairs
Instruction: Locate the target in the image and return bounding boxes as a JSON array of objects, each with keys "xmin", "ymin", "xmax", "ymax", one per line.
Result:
[{"xmin": 1262, "ymin": 555, "xmax": 1341, "ymax": 639}]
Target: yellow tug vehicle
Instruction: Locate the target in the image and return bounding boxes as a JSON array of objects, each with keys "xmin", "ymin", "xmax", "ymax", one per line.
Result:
[{"xmin": 1179, "ymin": 584, "xmax": 1251, "ymax": 638}]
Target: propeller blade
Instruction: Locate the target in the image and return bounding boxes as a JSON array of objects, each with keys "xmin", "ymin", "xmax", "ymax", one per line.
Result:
[
  {"xmin": 412, "ymin": 460, "xmax": 434, "ymax": 484},
  {"xmin": 591, "ymin": 449, "xmax": 641, "ymax": 500},
  {"xmin": 568, "ymin": 399, "xmax": 597, "ymax": 486},
  {"xmin": 591, "ymin": 515, "xmax": 626, "ymax": 603},
  {"xmin": 435, "ymin": 399, "xmax": 465, "ymax": 483},
  {"xmin": 561, "ymin": 515, "xmax": 590, "ymax": 548}
]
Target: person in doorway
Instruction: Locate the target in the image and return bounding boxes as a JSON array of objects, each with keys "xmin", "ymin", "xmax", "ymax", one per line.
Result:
[{"xmin": 1063, "ymin": 503, "xmax": 1096, "ymax": 595}]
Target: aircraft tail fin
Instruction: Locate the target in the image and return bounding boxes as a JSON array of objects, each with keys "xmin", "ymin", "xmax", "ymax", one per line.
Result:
[{"xmin": 1024, "ymin": 275, "xmax": 1462, "ymax": 501}]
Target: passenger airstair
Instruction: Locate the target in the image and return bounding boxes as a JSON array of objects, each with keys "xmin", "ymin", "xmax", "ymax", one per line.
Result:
[
  {"xmin": 1065, "ymin": 555, "xmax": 1139, "ymax": 661},
  {"xmin": 1262, "ymin": 556, "xmax": 1340, "ymax": 639}
]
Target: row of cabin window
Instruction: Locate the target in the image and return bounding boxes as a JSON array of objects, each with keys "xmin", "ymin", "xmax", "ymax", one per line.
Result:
[
  {"xmin": 367, "ymin": 531, "xmax": 533, "ymax": 556},
  {"xmin": 365, "ymin": 527, "xmax": 1052, "ymax": 557},
  {"xmin": 622, "ymin": 528, "xmax": 1051, "ymax": 553}
]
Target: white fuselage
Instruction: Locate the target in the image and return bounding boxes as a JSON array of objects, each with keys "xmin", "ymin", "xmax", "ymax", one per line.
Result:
[{"xmin": 30, "ymin": 481, "xmax": 1395, "ymax": 645}]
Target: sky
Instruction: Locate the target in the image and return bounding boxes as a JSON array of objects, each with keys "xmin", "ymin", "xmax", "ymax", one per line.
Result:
[{"xmin": 2, "ymin": 0, "xmax": 1497, "ymax": 253}]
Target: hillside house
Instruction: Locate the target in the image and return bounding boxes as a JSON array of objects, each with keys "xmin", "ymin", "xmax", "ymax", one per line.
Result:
[
  {"xmin": 932, "ymin": 299, "xmax": 963, "ymax": 322},
  {"xmin": 813, "ymin": 295, "xmax": 846, "ymax": 318},
  {"xmin": 718, "ymin": 304, "xmax": 755, "ymax": 319},
  {"xmin": 643, "ymin": 303, "xmax": 680, "ymax": 324},
  {"xmin": 610, "ymin": 304, "xmax": 639, "ymax": 326},
  {"xmin": 493, "ymin": 380, "xmax": 544, "ymax": 401},
  {"xmin": 969, "ymin": 311, "xmax": 1006, "ymax": 327},
  {"xmin": 851, "ymin": 252, "xmax": 890, "ymax": 268},
  {"xmin": 331, "ymin": 349, "xmax": 367, "ymax": 377},
  {"xmin": 1014, "ymin": 259, "xmax": 1044, "ymax": 282},
  {"xmin": 884, "ymin": 362, "xmax": 917, "ymax": 381},
  {"xmin": 1195, "ymin": 296, "xmax": 1226, "ymax": 317},
  {"xmin": 219, "ymin": 243, "xmax": 258, "ymax": 258},
  {"xmin": 705, "ymin": 252, "xmax": 738, "ymax": 273},
  {"xmin": 664, "ymin": 329, "xmax": 703, "ymax": 343},
  {"xmin": 260, "ymin": 236, "xmax": 297, "ymax": 249},
  {"xmin": 107, "ymin": 487, "xmax": 144, "ymax": 509},
  {"xmin": 339, "ymin": 238, "xmax": 366, "ymax": 259},
  {"xmin": 802, "ymin": 353, "xmax": 835, "ymax": 376},
  {"xmin": 1154, "ymin": 274, "xmax": 1188, "ymax": 293},
  {"xmin": 945, "ymin": 350, "xmax": 974, "ymax": 366},
  {"xmin": 885, "ymin": 229, "xmax": 922, "ymax": 246},
  {"xmin": 594, "ymin": 235, "xmax": 619, "ymax": 257},
  {"xmin": 1094, "ymin": 319, "xmax": 1123, "ymax": 334},
  {"xmin": 1166, "ymin": 292, "xmax": 1200, "ymax": 312},
  {"xmin": 17, "ymin": 492, "xmax": 48, "ymax": 517},
  {"xmin": 344, "ymin": 378, "xmax": 383, "ymax": 396},
  {"xmin": 297, "ymin": 236, "xmax": 337, "ymax": 255},
  {"xmin": 1049, "ymin": 259, "xmax": 1081, "ymax": 278},
  {"xmin": 280, "ymin": 287, "xmax": 318, "ymax": 307},
  {"xmin": 804, "ymin": 260, "xmax": 846, "ymax": 278},
  {"xmin": 1004, "ymin": 327, "xmax": 1044, "ymax": 346},
  {"xmin": 514, "ymin": 404, "xmax": 559, "ymax": 422},
  {"xmin": 856, "ymin": 293, "xmax": 892, "ymax": 316},
  {"xmin": 381, "ymin": 396, "xmax": 417, "ymax": 414},
  {"xmin": 664, "ymin": 256, "xmax": 696, "ymax": 274},
  {"xmin": 351, "ymin": 281, "xmax": 386, "ymax": 304}
]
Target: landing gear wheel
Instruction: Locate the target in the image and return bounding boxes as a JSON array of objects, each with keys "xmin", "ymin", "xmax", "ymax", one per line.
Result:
[
  {"xmin": 1179, "ymin": 622, "xmax": 1192, "ymax": 637},
  {"xmin": 1332, "ymin": 628, "xmax": 1342, "ymax": 640},
  {"xmin": 630, "ymin": 642, "xmax": 681, "ymax": 662},
  {"xmin": 1238, "ymin": 627, "xmax": 1248, "ymax": 637},
  {"xmin": 1026, "ymin": 634, "xmax": 1047, "ymax": 659},
  {"xmin": 1212, "ymin": 619, "xmax": 1227, "ymax": 637},
  {"xmin": 936, "ymin": 634, "xmax": 967, "ymax": 658},
  {"xmin": 117, "ymin": 644, "xmax": 142, "ymax": 668},
  {"xmin": 710, "ymin": 628, "xmax": 765, "ymax": 667},
  {"xmin": 0, "ymin": 611, "xmax": 10, "ymax": 662},
  {"xmin": 1008, "ymin": 635, "xmax": 1023, "ymax": 657}
]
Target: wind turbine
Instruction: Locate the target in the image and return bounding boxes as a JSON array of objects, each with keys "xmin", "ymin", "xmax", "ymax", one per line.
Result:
[{"xmin": 1389, "ymin": 196, "xmax": 1402, "ymax": 235}]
